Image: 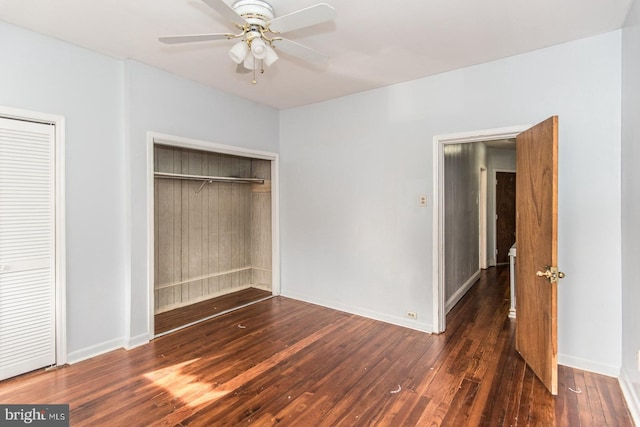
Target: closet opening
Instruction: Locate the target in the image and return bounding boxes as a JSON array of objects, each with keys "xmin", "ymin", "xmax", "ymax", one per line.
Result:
[{"xmin": 150, "ymin": 138, "xmax": 277, "ymax": 336}]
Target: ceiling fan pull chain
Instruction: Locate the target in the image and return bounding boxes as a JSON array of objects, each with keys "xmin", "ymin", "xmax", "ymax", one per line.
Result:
[{"xmin": 253, "ymin": 62, "xmax": 257, "ymax": 84}]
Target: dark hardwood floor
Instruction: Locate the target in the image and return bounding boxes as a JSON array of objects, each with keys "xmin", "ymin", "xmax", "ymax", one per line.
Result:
[
  {"xmin": 0, "ymin": 267, "xmax": 633, "ymax": 426},
  {"xmin": 155, "ymin": 287, "xmax": 273, "ymax": 335}
]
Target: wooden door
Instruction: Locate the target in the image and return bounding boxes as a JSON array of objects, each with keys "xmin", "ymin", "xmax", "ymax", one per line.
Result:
[
  {"xmin": 515, "ymin": 116, "xmax": 562, "ymax": 395},
  {"xmin": 496, "ymin": 172, "xmax": 516, "ymax": 264}
]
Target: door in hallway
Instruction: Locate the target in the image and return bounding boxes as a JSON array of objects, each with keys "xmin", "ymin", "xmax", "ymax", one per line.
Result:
[{"xmin": 496, "ymin": 171, "xmax": 516, "ymax": 264}]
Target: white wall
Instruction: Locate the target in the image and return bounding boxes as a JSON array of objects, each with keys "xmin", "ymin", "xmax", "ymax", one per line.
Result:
[
  {"xmin": 0, "ymin": 22, "xmax": 127, "ymax": 358},
  {"xmin": 0, "ymin": 21, "xmax": 280, "ymax": 360},
  {"xmin": 124, "ymin": 61, "xmax": 279, "ymax": 344},
  {"xmin": 444, "ymin": 142, "xmax": 485, "ymax": 309},
  {"xmin": 621, "ymin": 0, "xmax": 640, "ymax": 421},
  {"xmin": 280, "ymin": 31, "xmax": 622, "ymax": 373},
  {"xmin": 486, "ymin": 147, "xmax": 516, "ymax": 266}
]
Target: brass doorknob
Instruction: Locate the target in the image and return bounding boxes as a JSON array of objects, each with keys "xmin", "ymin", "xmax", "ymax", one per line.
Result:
[
  {"xmin": 536, "ymin": 266, "xmax": 565, "ymax": 283},
  {"xmin": 536, "ymin": 268, "xmax": 552, "ymax": 279}
]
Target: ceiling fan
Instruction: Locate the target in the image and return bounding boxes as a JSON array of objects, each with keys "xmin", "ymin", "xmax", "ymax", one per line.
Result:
[{"xmin": 159, "ymin": 0, "xmax": 336, "ymax": 83}]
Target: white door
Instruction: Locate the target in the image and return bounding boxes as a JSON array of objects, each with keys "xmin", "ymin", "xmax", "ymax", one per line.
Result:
[{"xmin": 0, "ymin": 116, "xmax": 56, "ymax": 381}]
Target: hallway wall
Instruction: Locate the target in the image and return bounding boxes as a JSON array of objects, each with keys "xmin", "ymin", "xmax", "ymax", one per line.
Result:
[{"xmin": 443, "ymin": 142, "xmax": 485, "ymax": 310}]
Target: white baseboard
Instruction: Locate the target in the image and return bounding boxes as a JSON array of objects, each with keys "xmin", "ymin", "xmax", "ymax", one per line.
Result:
[
  {"xmin": 125, "ymin": 332, "xmax": 150, "ymax": 350},
  {"xmin": 445, "ymin": 270, "xmax": 481, "ymax": 314},
  {"xmin": 67, "ymin": 338, "xmax": 124, "ymax": 364},
  {"xmin": 619, "ymin": 370, "xmax": 640, "ymax": 426},
  {"xmin": 282, "ymin": 292, "xmax": 433, "ymax": 333},
  {"xmin": 67, "ymin": 332, "xmax": 150, "ymax": 364},
  {"xmin": 558, "ymin": 353, "xmax": 620, "ymax": 378}
]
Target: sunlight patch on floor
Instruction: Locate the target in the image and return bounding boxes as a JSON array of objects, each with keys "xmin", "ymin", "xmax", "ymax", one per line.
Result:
[{"xmin": 144, "ymin": 359, "xmax": 229, "ymax": 407}]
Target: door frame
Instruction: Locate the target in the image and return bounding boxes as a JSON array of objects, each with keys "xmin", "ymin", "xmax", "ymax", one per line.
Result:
[
  {"xmin": 493, "ymin": 169, "xmax": 516, "ymax": 266},
  {"xmin": 0, "ymin": 105, "xmax": 67, "ymax": 366},
  {"xmin": 146, "ymin": 132, "xmax": 280, "ymax": 337},
  {"xmin": 432, "ymin": 125, "xmax": 528, "ymax": 333},
  {"xmin": 479, "ymin": 167, "xmax": 488, "ymax": 270}
]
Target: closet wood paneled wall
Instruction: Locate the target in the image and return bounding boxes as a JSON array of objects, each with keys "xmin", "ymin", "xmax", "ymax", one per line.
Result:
[{"xmin": 154, "ymin": 145, "xmax": 271, "ymax": 314}]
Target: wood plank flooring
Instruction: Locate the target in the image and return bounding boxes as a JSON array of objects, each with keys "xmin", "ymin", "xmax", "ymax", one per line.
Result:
[
  {"xmin": 0, "ymin": 267, "xmax": 633, "ymax": 426},
  {"xmin": 154, "ymin": 287, "xmax": 273, "ymax": 335}
]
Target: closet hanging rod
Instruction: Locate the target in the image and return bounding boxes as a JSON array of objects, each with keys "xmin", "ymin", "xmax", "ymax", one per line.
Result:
[{"xmin": 154, "ymin": 172, "xmax": 264, "ymax": 184}]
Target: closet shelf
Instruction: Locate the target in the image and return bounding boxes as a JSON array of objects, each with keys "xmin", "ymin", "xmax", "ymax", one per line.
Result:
[{"xmin": 154, "ymin": 172, "xmax": 264, "ymax": 185}]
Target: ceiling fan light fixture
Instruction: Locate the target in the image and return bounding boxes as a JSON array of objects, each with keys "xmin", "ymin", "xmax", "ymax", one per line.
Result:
[
  {"xmin": 243, "ymin": 52, "xmax": 255, "ymax": 70},
  {"xmin": 263, "ymin": 45, "xmax": 278, "ymax": 67},
  {"xmin": 229, "ymin": 41, "xmax": 249, "ymax": 64},
  {"xmin": 250, "ymin": 37, "xmax": 268, "ymax": 59},
  {"xmin": 159, "ymin": 0, "xmax": 337, "ymax": 84}
]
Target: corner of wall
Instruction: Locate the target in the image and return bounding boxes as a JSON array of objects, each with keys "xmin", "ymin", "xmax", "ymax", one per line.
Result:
[
  {"xmin": 619, "ymin": 370, "xmax": 640, "ymax": 426},
  {"xmin": 67, "ymin": 338, "xmax": 125, "ymax": 365},
  {"xmin": 124, "ymin": 333, "xmax": 151, "ymax": 351},
  {"xmin": 122, "ymin": 59, "xmax": 135, "ymax": 347}
]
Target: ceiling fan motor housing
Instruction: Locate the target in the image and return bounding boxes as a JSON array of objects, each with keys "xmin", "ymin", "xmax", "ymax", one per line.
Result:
[{"xmin": 233, "ymin": 0, "xmax": 274, "ymax": 28}]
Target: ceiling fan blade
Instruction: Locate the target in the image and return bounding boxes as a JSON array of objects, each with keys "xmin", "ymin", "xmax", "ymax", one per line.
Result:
[
  {"xmin": 268, "ymin": 3, "xmax": 336, "ymax": 34},
  {"xmin": 272, "ymin": 38, "xmax": 328, "ymax": 65},
  {"xmin": 201, "ymin": 0, "xmax": 247, "ymax": 27},
  {"xmin": 159, "ymin": 33, "xmax": 233, "ymax": 44}
]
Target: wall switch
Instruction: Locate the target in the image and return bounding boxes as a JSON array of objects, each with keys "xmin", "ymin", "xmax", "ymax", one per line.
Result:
[
  {"xmin": 407, "ymin": 311, "xmax": 417, "ymax": 319},
  {"xmin": 419, "ymin": 196, "xmax": 427, "ymax": 207}
]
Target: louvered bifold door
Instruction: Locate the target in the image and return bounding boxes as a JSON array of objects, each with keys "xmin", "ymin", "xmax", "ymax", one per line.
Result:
[{"xmin": 0, "ymin": 117, "xmax": 56, "ymax": 381}]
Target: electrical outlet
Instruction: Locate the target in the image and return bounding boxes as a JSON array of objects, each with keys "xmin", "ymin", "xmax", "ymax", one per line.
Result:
[
  {"xmin": 419, "ymin": 196, "xmax": 427, "ymax": 207},
  {"xmin": 407, "ymin": 311, "xmax": 417, "ymax": 319}
]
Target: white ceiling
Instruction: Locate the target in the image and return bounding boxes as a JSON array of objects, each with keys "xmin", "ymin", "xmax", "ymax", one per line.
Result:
[{"xmin": 0, "ymin": 0, "xmax": 633, "ymax": 109}]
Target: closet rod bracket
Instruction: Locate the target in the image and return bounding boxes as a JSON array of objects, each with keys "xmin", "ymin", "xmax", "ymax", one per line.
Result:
[{"xmin": 195, "ymin": 179, "xmax": 213, "ymax": 194}]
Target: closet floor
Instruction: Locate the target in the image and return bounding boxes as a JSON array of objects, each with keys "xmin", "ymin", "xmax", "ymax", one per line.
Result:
[{"xmin": 154, "ymin": 287, "xmax": 272, "ymax": 335}]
